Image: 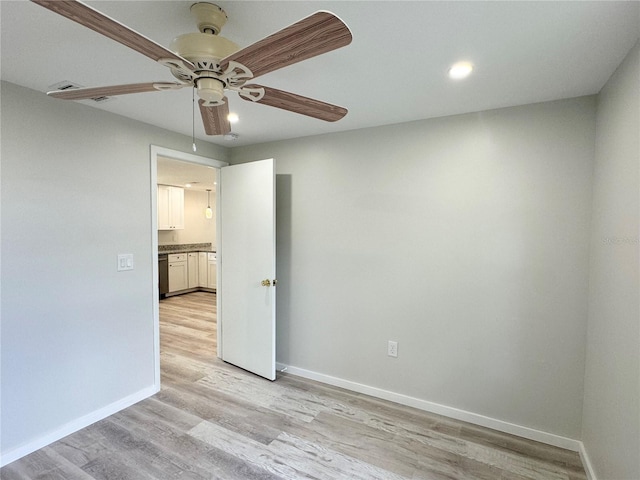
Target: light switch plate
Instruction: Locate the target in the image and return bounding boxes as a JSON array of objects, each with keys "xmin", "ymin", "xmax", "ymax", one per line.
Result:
[{"xmin": 117, "ymin": 254, "xmax": 134, "ymax": 271}]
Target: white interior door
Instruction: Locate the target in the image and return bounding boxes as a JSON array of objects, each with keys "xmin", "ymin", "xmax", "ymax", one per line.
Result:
[{"xmin": 219, "ymin": 159, "xmax": 276, "ymax": 380}]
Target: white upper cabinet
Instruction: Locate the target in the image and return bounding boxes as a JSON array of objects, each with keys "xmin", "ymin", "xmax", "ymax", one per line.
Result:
[{"xmin": 158, "ymin": 185, "xmax": 184, "ymax": 230}]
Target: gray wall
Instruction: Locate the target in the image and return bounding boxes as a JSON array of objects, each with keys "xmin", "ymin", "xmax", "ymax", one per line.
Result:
[
  {"xmin": 582, "ymin": 41, "xmax": 639, "ymax": 479},
  {"xmin": 0, "ymin": 81, "xmax": 229, "ymax": 455},
  {"xmin": 231, "ymin": 96, "xmax": 596, "ymax": 439}
]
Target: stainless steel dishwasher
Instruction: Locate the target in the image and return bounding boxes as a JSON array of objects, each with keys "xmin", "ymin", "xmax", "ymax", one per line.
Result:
[{"xmin": 158, "ymin": 254, "xmax": 168, "ymax": 299}]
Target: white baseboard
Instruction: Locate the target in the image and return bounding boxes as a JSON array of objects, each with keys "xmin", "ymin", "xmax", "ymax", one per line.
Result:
[
  {"xmin": 0, "ymin": 384, "xmax": 159, "ymax": 467},
  {"xmin": 578, "ymin": 441, "xmax": 598, "ymax": 480},
  {"xmin": 281, "ymin": 364, "xmax": 582, "ymax": 452}
]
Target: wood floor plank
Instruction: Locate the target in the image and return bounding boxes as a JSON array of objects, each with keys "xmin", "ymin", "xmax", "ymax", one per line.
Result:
[
  {"xmin": 0, "ymin": 291, "xmax": 587, "ymax": 480},
  {"xmin": 287, "ymin": 411, "xmax": 421, "ymax": 477},
  {"xmin": 459, "ymin": 424, "xmax": 585, "ymax": 475},
  {"xmin": 158, "ymin": 384, "xmax": 286, "ymax": 446},
  {"xmin": 189, "ymin": 420, "xmax": 408, "ymax": 480},
  {"xmin": 0, "ymin": 446, "xmax": 95, "ymax": 480}
]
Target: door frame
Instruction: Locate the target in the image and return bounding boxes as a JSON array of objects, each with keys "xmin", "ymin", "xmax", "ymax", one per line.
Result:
[{"xmin": 150, "ymin": 145, "xmax": 228, "ymax": 388}]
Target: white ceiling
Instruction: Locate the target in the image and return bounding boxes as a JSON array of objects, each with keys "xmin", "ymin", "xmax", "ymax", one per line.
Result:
[
  {"xmin": 1, "ymin": 1, "xmax": 638, "ymax": 148},
  {"xmin": 157, "ymin": 155, "xmax": 217, "ymax": 191}
]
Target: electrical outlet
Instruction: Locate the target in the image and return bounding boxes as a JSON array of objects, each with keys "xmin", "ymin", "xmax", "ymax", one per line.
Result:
[{"xmin": 388, "ymin": 340, "xmax": 398, "ymax": 358}]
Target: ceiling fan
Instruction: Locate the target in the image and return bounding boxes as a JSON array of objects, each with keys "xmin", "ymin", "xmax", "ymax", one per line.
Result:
[{"xmin": 32, "ymin": 1, "xmax": 352, "ymax": 135}]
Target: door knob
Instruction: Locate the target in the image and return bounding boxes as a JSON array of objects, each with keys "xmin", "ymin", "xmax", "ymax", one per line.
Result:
[{"xmin": 261, "ymin": 279, "xmax": 271, "ymax": 287}]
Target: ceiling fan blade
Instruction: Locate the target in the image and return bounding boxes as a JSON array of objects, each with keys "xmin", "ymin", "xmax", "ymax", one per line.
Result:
[
  {"xmin": 31, "ymin": 0, "xmax": 195, "ymax": 70},
  {"xmin": 47, "ymin": 82, "xmax": 184, "ymax": 100},
  {"xmin": 220, "ymin": 11, "xmax": 352, "ymax": 80},
  {"xmin": 241, "ymin": 85, "xmax": 347, "ymax": 122},
  {"xmin": 199, "ymin": 99, "xmax": 231, "ymax": 136}
]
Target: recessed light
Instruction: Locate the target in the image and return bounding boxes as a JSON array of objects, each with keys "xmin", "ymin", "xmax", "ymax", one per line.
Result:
[
  {"xmin": 227, "ymin": 112, "xmax": 239, "ymax": 123},
  {"xmin": 448, "ymin": 62, "xmax": 473, "ymax": 80},
  {"xmin": 185, "ymin": 183, "xmax": 192, "ymax": 188}
]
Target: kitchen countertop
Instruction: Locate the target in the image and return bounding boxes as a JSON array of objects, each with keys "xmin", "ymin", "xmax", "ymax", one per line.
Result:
[
  {"xmin": 158, "ymin": 243, "xmax": 216, "ymax": 256},
  {"xmin": 161, "ymin": 249, "xmax": 216, "ymax": 255}
]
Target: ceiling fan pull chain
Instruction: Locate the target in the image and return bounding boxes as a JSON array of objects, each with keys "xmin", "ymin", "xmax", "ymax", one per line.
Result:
[{"xmin": 192, "ymin": 87, "xmax": 197, "ymax": 152}]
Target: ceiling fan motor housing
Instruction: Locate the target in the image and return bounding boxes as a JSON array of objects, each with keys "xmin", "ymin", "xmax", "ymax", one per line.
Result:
[
  {"xmin": 167, "ymin": 3, "xmax": 242, "ymax": 105},
  {"xmin": 170, "ymin": 32, "xmax": 239, "ymax": 70},
  {"xmin": 169, "ymin": 32, "xmax": 240, "ymax": 104}
]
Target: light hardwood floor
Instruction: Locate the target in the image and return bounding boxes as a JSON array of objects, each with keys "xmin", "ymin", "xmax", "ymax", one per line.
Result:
[{"xmin": 2, "ymin": 291, "xmax": 587, "ymax": 479}]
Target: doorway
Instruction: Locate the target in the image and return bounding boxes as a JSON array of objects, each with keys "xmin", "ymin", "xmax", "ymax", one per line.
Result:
[
  {"xmin": 150, "ymin": 145, "xmax": 228, "ymax": 387},
  {"xmin": 151, "ymin": 147, "xmax": 278, "ymax": 385}
]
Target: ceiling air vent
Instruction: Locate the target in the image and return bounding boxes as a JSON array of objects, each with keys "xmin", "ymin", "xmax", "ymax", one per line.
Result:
[
  {"xmin": 89, "ymin": 96, "xmax": 113, "ymax": 103},
  {"xmin": 48, "ymin": 80, "xmax": 84, "ymax": 91}
]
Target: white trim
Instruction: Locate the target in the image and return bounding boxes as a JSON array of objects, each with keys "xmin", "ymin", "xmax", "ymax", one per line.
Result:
[
  {"xmin": 150, "ymin": 145, "xmax": 229, "ymax": 169},
  {"xmin": 0, "ymin": 385, "xmax": 158, "ymax": 468},
  {"xmin": 215, "ymin": 169, "xmax": 222, "ymax": 360},
  {"xmin": 281, "ymin": 364, "xmax": 582, "ymax": 452},
  {"xmin": 578, "ymin": 442, "xmax": 598, "ymax": 480},
  {"xmin": 150, "ymin": 150, "xmax": 160, "ymax": 387}
]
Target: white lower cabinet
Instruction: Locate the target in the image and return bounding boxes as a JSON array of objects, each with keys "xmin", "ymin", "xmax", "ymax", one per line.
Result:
[
  {"xmin": 188, "ymin": 253, "xmax": 199, "ymax": 288},
  {"xmin": 166, "ymin": 251, "xmax": 216, "ymax": 294},
  {"xmin": 198, "ymin": 252, "xmax": 208, "ymax": 287},
  {"xmin": 168, "ymin": 254, "xmax": 188, "ymax": 292}
]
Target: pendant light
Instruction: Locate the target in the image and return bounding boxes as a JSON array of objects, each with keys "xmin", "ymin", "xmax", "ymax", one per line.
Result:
[{"xmin": 205, "ymin": 189, "xmax": 213, "ymax": 219}]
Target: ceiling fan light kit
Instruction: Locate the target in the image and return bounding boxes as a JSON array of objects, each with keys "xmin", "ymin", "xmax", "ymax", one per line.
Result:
[
  {"xmin": 195, "ymin": 77, "xmax": 226, "ymax": 105},
  {"xmin": 32, "ymin": 0, "xmax": 353, "ymax": 136}
]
